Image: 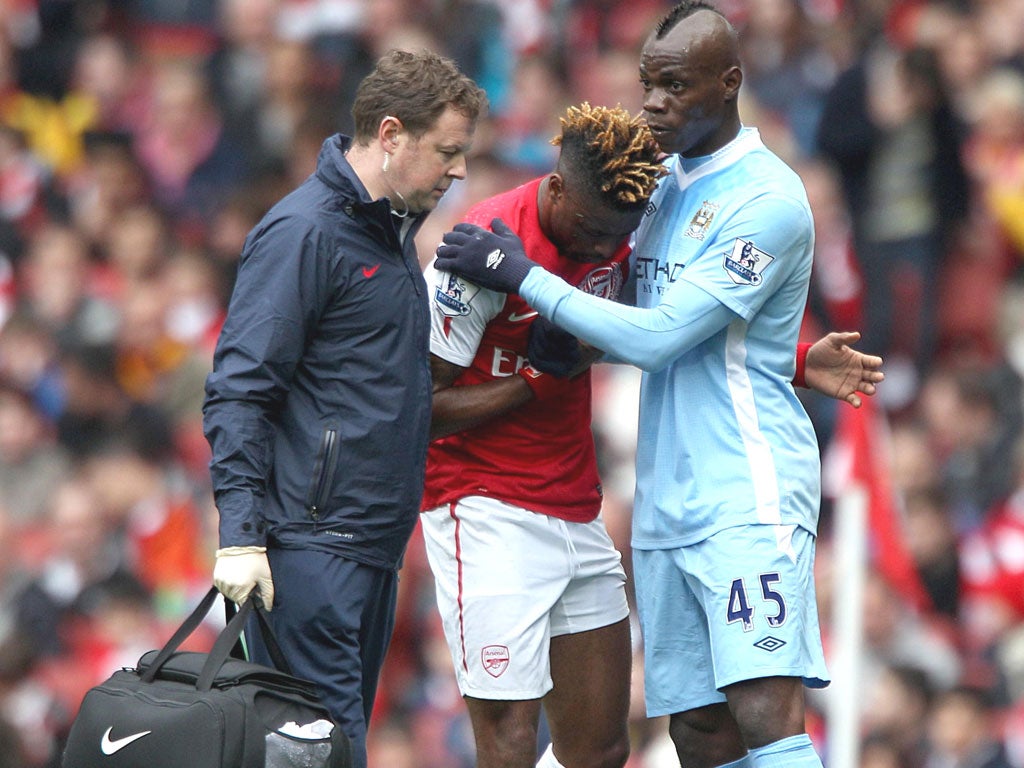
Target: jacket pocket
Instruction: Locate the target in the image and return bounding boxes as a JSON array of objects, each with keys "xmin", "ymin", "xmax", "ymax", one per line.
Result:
[{"xmin": 305, "ymin": 428, "xmax": 339, "ymax": 523}]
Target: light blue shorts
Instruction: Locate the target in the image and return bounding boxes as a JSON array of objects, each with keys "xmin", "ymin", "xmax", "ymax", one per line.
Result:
[{"xmin": 634, "ymin": 524, "xmax": 830, "ymax": 717}]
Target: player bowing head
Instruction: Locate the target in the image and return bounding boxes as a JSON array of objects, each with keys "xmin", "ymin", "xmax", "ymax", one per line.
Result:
[{"xmin": 541, "ymin": 102, "xmax": 667, "ymax": 263}]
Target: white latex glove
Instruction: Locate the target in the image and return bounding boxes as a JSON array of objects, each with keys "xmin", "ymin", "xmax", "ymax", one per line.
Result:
[{"xmin": 213, "ymin": 546, "xmax": 274, "ymax": 610}]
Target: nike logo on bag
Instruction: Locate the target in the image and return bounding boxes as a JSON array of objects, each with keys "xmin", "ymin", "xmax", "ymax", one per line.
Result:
[
  {"xmin": 100, "ymin": 727, "xmax": 152, "ymax": 755},
  {"xmin": 507, "ymin": 310, "xmax": 539, "ymax": 322},
  {"xmin": 362, "ymin": 264, "xmax": 381, "ymax": 278}
]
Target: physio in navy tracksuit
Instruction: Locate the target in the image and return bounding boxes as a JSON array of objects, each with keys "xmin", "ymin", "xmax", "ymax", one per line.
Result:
[{"xmin": 203, "ymin": 49, "xmax": 486, "ymax": 768}]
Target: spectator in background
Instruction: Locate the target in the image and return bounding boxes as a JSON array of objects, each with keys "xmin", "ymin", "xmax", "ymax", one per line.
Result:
[
  {"xmin": 0, "ymin": 124, "xmax": 54, "ymax": 238},
  {"xmin": 974, "ymin": 0, "xmax": 1024, "ymax": 71},
  {"xmin": 64, "ymin": 131, "xmax": 151, "ymax": 251},
  {"xmin": 0, "ymin": 624, "xmax": 63, "ymax": 768},
  {"xmin": 99, "ymin": 203, "xmax": 170, "ymax": 297},
  {"xmin": 110, "ymin": 276, "xmax": 210, "ymax": 424},
  {"xmin": 51, "ymin": 341, "xmax": 130, "ymax": 459},
  {"xmin": 573, "ymin": 46, "xmax": 647, "ymax": 114},
  {"xmin": 69, "ymin": 34, "xmax": 150, "ymax": 139},
  {"xmin": 859, "ymin": 732, "xmax": 906, "ymax": 768},
  {"xmin": 904, "ymin": 486, "xmax": 960, "ymax": 621},
  {"xmin": 491, "ymin": 53, "xmax": 566, "ymax": 174},
  {"xmin": 255, "ymin": 39, "xmax": 320, "ymax": 163},
  {"xmin": 860, "ymin": 573, "xmax": 962, "ymax": 696},
  {"xmin": 924, "ymin": 686, "xmax": 1013, "ymax": 768},
  {"xmin": 203, "ymin": 183, "xmax": 279, "ymax": 303},
  {"xmin": 889, "ymin": 419, "xmax": 941, "ymax": 497},
  {"xmin": 862, "ymin": 664, "xmax": 934, "ymax": 768},
  {"xmin": 204, "ymin": 0, "xmax": 278, "ymax": 149},
  {"xmin": 82, "ymin": 416, "xmax": 210, "ymax": 612},
  {"xmin": 206, "ymin": 1, "xmax": 340, "ymax": 177},
  {"xmin": 160, "ymin": 247, "xmax": 226, "ymax": 360},
  {"xmin": 0, "ymin": 377, "xmax": 70, "ymax": 527},
  {"xmin": 15, "ymin": 222, "xmax": 118, "ymax": 350},
  {"xmin": 913, "ymin": 5, "xmax": 992, "ymax": 124},
  {"xmin": 134, "ymin": 59, "xmax": 250, "ymax": 242},
  {"xmin": 959, "ymin": 436, "xmax": 1024, "ymax": 690},
  {"xmin": 12, "ymin": 473, "xmax": 135, "ymax": 660},
  {"xmin": 917, "ymin": 363, "xmax": 1023, "ymax": 532},
  {"xmin": 738, "ymin": 0, "xmax": 837, "ymax": 155},
  {"xmin": 817, "ymin": 40, "xmax": 970, "ymax": 410},
  {"xmin": 798, "ymin": 159, "xmax": 861, "ymax": 331},
  {"xmin": 434, "ymin": 0, "xmax": 515, "ymax": 112},
  {"xmin": 555, "ymin": 0, "xmax": 673, "ymax": 101},
  {"xmin": 1, "ymin": 1, "xmax": 104, "ymax": 179},
  {"xmin": 160, "ymin": 244, "xmax": 225, "ymax": 363},
  {"xmin": 0, "ymin": 312, "xmax": 63, "ymax": 422},
  {"xmin": 963, "ymin": 67, "xmax": 1024, "ymax": 265}
]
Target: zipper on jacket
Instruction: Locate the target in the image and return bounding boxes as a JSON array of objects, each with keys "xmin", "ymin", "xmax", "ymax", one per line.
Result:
[{"xmin": 305, "ymin": 428, "xmax": 339, "ymax": 524}]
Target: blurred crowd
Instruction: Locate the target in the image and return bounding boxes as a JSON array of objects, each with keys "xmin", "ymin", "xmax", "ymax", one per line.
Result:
[{"xmin": 0, "ymin": 0, "xmax": 1023, "ymax": 766}]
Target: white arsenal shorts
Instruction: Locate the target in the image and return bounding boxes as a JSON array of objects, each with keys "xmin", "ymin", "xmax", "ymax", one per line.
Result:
[{"xmin": 421, "ymin": 495, "xmax": 629, "ymax": 700}]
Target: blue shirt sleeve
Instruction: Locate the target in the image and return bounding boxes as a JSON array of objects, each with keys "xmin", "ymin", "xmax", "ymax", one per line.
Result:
[{"xmin": 520, "ymin": 266, "xmax": 737, "ymax": 372}]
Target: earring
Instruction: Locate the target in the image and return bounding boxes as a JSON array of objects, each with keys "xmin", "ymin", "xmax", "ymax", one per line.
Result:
[{"xmin": 382, "ymin": 152, "xmax": 390, "ymax": 173}]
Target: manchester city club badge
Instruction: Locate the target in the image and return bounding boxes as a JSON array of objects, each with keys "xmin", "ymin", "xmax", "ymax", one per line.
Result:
[{"xmin": 685, "ymin": 200, "xmax": 718, "ymax": 240}]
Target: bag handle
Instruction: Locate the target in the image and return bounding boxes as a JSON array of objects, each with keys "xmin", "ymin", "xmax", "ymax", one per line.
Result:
[
  {"xmin": 224, "ymin": 594, "xmax": 292, "ymax": 671},
  {"xmin": 140, "ymin": 586, "xmax": 220, "ymax": 683},
  {"xmin": 140, "ymin": 586, "xmax": 294, "ymax": 691}
]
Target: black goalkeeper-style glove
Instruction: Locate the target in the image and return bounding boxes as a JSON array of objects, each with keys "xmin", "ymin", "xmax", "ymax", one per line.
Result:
[
  {"xmin": 435, "ymin": 218, "xmax": 538, "ymax": 294},
  {"xmin": 527, "ymin": 316, "xmax": 582, "ymax": 378}
]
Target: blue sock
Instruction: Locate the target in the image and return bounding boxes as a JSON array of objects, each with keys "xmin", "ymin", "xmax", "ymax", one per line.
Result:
[
  {"xmin": 715, "ymin": 757, "xmax": 752, "ymax": 768},
  {"xmin": 748, "ymin": 734, "xmax": 823, "ymax": 767}
]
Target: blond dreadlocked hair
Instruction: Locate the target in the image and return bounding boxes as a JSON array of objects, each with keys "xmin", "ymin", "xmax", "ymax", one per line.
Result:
[{"xmin": 552, "ymin": 102, "xmax": 668, "ymax": 211}]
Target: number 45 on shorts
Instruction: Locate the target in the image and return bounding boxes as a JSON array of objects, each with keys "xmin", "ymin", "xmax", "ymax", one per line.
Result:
[{"xmin": 727, "ymin": 572, "xmax": 787, "ymax": 631}]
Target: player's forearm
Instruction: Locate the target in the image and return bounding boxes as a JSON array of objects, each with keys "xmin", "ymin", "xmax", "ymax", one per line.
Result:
[
  {"xmin": 520, "ymin": 268, "xmax": 732, "ymax": 372},
  {"xmin": 429, "ymin": 376, "xmax": 534, "ymax": 440}
]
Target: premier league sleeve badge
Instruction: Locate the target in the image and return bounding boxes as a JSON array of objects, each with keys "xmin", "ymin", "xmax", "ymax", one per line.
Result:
[{"xmin": 724, "ymin": 239, "xmax": 775, "ymax": 286}]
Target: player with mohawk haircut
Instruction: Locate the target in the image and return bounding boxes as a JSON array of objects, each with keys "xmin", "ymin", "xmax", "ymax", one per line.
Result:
[{"xmin": 421, "ymin": 102, "xmax": 875, "ymax": 768}]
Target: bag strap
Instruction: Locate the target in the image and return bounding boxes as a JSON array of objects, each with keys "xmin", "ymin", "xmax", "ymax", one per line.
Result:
[
  {"xmin": 223, "ymin": 594, "xmax": 293, "ymax": 673},
  {"xmin": 195, "ymin": 595, "xmax": 257, "ymax": 691},
  {"xmin": 140, "ymin": 586, "xmax": 294, "ymax": 690},
  {"xmin": 197, "ymin": 593, "xmax": 293, "ymax": 691},
  {"xmin": 140, "ymin": 586, "xmax": 220, "ymax": 683}
]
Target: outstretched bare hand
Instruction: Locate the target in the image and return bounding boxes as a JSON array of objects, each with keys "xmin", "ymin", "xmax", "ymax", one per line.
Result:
[{"xmin": 804, "ymin": 331, "xmax": 884, "ymax": 408}]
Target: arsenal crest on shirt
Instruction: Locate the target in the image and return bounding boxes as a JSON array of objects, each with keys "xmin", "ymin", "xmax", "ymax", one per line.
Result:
[{"xmin": 578, "ymin": 265, "xmax": 624, "ymax": 300}]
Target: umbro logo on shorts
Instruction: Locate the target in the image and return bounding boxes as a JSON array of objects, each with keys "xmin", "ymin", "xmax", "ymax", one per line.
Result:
[{"xmin": 752, "ymin": 636, "xmax": 786, "ymax": 653}]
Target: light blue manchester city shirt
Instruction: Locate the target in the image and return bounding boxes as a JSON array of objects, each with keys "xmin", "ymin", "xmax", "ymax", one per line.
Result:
[{"xmin": 520, "ymin": 127, "xmax": 821, "ymax": 549}]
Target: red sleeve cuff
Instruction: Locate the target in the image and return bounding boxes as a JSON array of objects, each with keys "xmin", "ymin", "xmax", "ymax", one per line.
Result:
[{"xmin": 794, "ymin": 342, "xmax": 811, "ymax": 388}]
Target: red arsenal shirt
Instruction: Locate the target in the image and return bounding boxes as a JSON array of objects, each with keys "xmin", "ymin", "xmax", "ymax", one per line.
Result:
[{"xmin": 421, "ymin": 178, "xmax": 629, "ymax": 522}]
